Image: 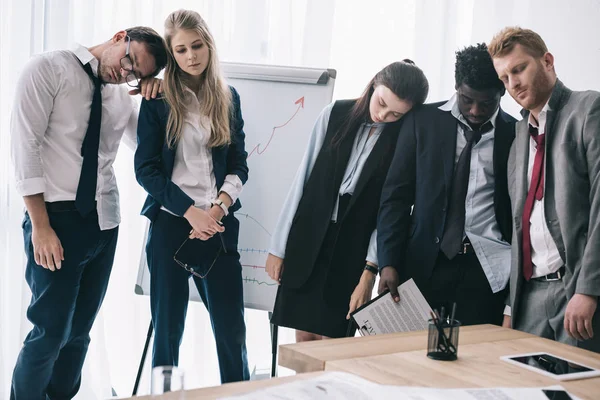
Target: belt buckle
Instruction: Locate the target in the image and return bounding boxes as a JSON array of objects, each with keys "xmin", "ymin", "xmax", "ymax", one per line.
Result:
[{"xmin": 544, "ymin": 270, "xmax": 563, "ymax": 282}]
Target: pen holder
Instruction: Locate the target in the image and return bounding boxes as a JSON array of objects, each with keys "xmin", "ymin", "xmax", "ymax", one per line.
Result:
[
  {"xmin": 151, "ymin": 366, "xmax": 185, "ymax": 397},
  {"xmin": 427, "ymin": 318, "xmax": 460, "ymax": 361}
]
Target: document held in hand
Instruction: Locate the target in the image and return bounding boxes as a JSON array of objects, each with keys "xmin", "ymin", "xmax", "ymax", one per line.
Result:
[{"xmin": 351, "ymin": 279, "xmax": 432, "ymax": 335}]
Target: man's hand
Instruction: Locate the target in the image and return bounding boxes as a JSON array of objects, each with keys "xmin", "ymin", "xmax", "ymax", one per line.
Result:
[
  {"xmin": 32, "ymin": 224, "xmax": 64, "ymax": 271},
  {"xmin": 565, "ymin": 294, "xmax": 597, "ymax": 341},
  {"xmin": 347, "ymin": 270, "xmax": 376, "ymax": 319},
  {"xmin": 266, "ymin": 253, "xmax": 284, "ymax": 284},
  {"xmin": 378, "ymin": 266, "xmax": 400, "ymax": 302},
  {"xmin": 130, "ymin": 77, "xmax": 163, "ymax": 100},
  {"xmin": 502, "ymin": 315, "xmax": 511, "ymax": 328},
  {"xmin": 23, "ymin": 194, "xmax": 64, "ymax": 272}
]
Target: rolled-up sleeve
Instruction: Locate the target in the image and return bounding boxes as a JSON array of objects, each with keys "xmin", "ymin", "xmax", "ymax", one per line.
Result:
[
  {"xmin": 121, "ymin": 96, "xmax": 140, "ymax": 152},
  {"xmin": 220, "ymin": 174, "xmax": 243, "ymax": 204},
  {"xmin": 11, "ymin": 56, "xmax": 57, "ymax": 196}
]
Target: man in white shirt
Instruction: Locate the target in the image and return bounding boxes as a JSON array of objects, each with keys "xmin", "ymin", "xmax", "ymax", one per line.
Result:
[
  {"xmin": 10, "ymin": 27, "xmax": 167, "ymax": 399},
  {"xmin": 490, "ymin": 27, "xmax": 600, "ymax": 353}
]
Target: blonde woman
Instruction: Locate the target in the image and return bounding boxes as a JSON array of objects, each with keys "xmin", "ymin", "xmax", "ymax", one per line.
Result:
[{"xmin": 135, "ymin": 9, "xmax": 249, "ymax": 383}]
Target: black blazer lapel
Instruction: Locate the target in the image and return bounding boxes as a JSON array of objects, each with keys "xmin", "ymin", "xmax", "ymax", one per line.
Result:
[
  {"xmin": 492, "ymin": 109, "xmax": 517, "ymax": 242},
  {"xmin": 493, "ymin": 111, "xmax": 514, "ymax": 179},
  {"xmin": 437, "ymin": 111, "xmax": 458, "ymax": 192}
]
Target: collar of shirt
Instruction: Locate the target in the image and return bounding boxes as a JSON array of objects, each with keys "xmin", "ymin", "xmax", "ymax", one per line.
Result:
[
  {"xmin": 527, "ymin": 99, "xmax": 551, "ymax": 133},
  {"xmin": 363, "ymin": 120, "xmax": 386, "ymax": 128},
  {"xmin": 438, "ymin": 93, "xmax": 499, "ymax": 134},
  {"xmin": 182, "ymin": 86, "xmax": 205, "ymax": 112},
  {"xmin": 71, "ymin": 43, "xmax": 100, "ymax": 78},
  {"xmin": 356, "ymin": 121, "xmax": 385, "ymax": 147},
  {"xmin": 182, "ymin": 85, "xmax": 199, "ymax": 97}
]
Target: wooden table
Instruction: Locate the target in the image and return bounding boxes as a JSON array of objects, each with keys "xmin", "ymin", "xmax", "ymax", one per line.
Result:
[
  {"xmin": 279, "ymin": 324, "xmax": 534, "ymax": 372},
  {"xmin": 118, "ymin": 372, "xmax": 327, "ymax": 400},
  {"xmin": 118, "ymin": 326, "xmax": 600, "ymax": 399},
  {"xmin": 325, "ymin": 335, "xmax": 600, "ymax": 400}
]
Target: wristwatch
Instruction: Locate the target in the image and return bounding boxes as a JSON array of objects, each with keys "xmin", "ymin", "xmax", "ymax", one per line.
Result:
[
  {"xmin": 364, "ymin": 264, "xmax": 378, "ymax": 275},
  {"xmin": 211, "ymin": 199, "xmax": 229, "ymax": 217}
]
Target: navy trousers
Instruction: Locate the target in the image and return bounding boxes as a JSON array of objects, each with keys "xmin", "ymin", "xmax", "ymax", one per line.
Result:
[
  {"xmin": 424, "ymin": 251, "xmax": 506, "ymax": 326},
  {"xmin": 147, "ymin": 210, "xmax": 249, "ymax": 383},
  {"xmin": 11, "ymin": 207, "xmax": 118, "ymax": 400}
]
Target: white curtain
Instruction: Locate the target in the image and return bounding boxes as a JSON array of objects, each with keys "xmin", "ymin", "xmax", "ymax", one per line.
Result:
[{"xmin": 2, "ymin": 0, "xmax": 600, "ymax": 398}]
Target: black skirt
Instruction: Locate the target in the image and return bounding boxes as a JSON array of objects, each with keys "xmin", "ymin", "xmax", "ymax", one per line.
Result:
[{"xmin": 271, "ymin": 195, "xmax": 359, "ymax": 338}]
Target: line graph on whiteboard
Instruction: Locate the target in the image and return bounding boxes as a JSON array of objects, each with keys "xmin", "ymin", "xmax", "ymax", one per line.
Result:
[
  {"xmin": 236, "ymin": 212, "xmax": 275, "ymax": 290},
  {"xmin": 247, "ymin": 96, "xmax": 305, "ymax": 158},
  {"xmin": 242, "ymin": 277, "xmax": 277, "ymax": 286},
  {"xmin": 227, "ymin": 85, "xmax": 330, "ymax": 310},
  {"xmin": 236, "ymin": 98, "xmax": 304, "ymax": 291},
  {"xmin": 237, "ymin": 213, "xmax": 271, "ymax": 237}
]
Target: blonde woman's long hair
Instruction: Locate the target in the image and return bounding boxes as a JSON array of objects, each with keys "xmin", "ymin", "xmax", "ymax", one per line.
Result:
[{"xmin": 164, "ymin": 9, "xmax": 232, "ymax": 148}]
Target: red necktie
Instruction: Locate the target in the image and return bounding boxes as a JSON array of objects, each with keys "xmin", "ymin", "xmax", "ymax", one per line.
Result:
[{"xmin": 522, "ymin": 125, "xmax": 545, "ymax": 281}]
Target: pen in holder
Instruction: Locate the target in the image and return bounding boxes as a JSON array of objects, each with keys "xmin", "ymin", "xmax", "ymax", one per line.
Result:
[{"xmin": 427, "ymin": 307, "xmax": 460, "ymax": 361}]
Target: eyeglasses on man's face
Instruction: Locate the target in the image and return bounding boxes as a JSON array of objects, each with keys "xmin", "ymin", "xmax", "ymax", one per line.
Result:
[{"xmin": 120, "ymin": 35, "xmax": 141, "ymax": 88}]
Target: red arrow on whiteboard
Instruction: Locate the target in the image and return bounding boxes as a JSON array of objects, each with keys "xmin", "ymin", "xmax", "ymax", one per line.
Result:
[{"xmin": 247, "ymin": 96, "xmax": 305, "ymax": 158}]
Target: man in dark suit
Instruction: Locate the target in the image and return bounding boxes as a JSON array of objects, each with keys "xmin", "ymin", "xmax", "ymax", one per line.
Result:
[
  {"xmin": 377, "ymin": 44, "xmax": 516, "ymax": 326},
  {"xmin": 489, "ymin": 27, "xmax": 600, "ymax": 352}
]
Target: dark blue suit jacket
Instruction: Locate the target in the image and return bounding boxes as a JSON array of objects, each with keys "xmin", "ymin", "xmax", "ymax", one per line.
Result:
[
  {"xmin": 377, "ymin": 102, "xmax": 516, "ymax": 287},
  {"xmin": 134, "ymin": 87, "xmax": 248, "ymax": 248}
]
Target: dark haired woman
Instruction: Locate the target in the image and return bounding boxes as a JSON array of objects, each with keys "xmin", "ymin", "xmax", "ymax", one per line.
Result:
[{"xmin": 265, "ymin": 60, "xmax": 429, "ymax": 340}]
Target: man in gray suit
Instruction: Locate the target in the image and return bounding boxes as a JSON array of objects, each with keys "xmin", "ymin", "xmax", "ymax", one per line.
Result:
[{"xmin": 488, "ymin": 27, "xmax": 600, "ymax": 352}]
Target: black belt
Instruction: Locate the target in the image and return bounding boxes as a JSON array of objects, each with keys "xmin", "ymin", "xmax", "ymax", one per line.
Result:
[
  {"xmin": 531, "ymin": 266, "xmax": 566, "ymax": 282},
  {"xmin": 45, "ymin": 201, "xmax": 95, "ymax": 213}
]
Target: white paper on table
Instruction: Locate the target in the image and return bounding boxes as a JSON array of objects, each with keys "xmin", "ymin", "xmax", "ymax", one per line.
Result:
[
  {"xmin": 218, "ymin": 372, "xmax": 575, "ymax": 400},
  {"xmin": 351, "ymin": 278, "xmax": 432, "ymax": 335}
]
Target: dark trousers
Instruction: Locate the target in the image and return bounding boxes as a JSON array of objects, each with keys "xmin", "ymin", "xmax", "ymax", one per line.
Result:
[
  {"xmin": 423, "ymin": 252, "xmax": 506, "ymax": 326},
  {"xmin": 147, "ymin": 211, "xmax": 249, "ymax": 383},
  {"xmin": 11, "ymin": 208, "xmax": 118, "ymax": 400}
]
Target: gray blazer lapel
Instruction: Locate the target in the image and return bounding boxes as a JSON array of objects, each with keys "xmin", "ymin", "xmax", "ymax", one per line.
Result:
[{"xmin": 513, "ymin": 119, "xmax": 530, "ymax": 219}]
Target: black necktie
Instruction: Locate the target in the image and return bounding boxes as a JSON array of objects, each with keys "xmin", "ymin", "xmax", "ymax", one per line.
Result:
[
  {"xmin": 440, "ymin": 121, "xmax": 492, "ymax": 259},
  {"xmin": 75, "ymin": 62, "xmax": 102, "ymax": 217}
]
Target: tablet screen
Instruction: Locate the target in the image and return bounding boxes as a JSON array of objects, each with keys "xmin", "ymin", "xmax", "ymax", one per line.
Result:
[
  {"xmin": 542, "ymin": 389, "xmax": 573, "ymax": 400},
  {"xmin": 510, "ymin": 353, "xmax": 592, "ymax": 375}
]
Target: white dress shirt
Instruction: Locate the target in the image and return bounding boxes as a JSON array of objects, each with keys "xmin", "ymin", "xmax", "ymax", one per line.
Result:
[
  {"xmin": 11, "ymin": 44, "xmax": 138, "ymax": 230},
  {"xmin": 269, "ymin": 102, "xmax": 381, "ymax": 265},
  {"xmin": 527, "ymin": 102, "xmax": 563, "ymax": 278},
  {"xmin": 439, "ymin": 95, "xmax": 511, "ymax": 293},
  {"xmin": 162, "ymin": 87, "xmax": 242, "ymax": 214}
]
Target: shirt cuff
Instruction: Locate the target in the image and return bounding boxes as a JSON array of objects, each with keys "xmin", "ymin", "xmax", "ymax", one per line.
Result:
[
  {"xmin": 503, "ymin": 305, "xmax": 512, "ymax": 317},
  {"xmin": 269, "ymin": 248, "xmax": 285, "ymax": 259},
  {"xmin": 220, "ymin": 174, "xmax": 243, "ymax": 204},
  {"xmin": 16, "ymin": 177, "xmax": 46, "ymax": 197},
  {"xmin": 366, "ymin": 230, "xmax": 378, "ymax": 266}
]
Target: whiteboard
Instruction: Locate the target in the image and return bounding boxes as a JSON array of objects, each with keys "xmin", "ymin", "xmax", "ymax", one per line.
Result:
[{"xmin": 135, "ymin": 62, "xmax": 336, "ymax": 311}]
